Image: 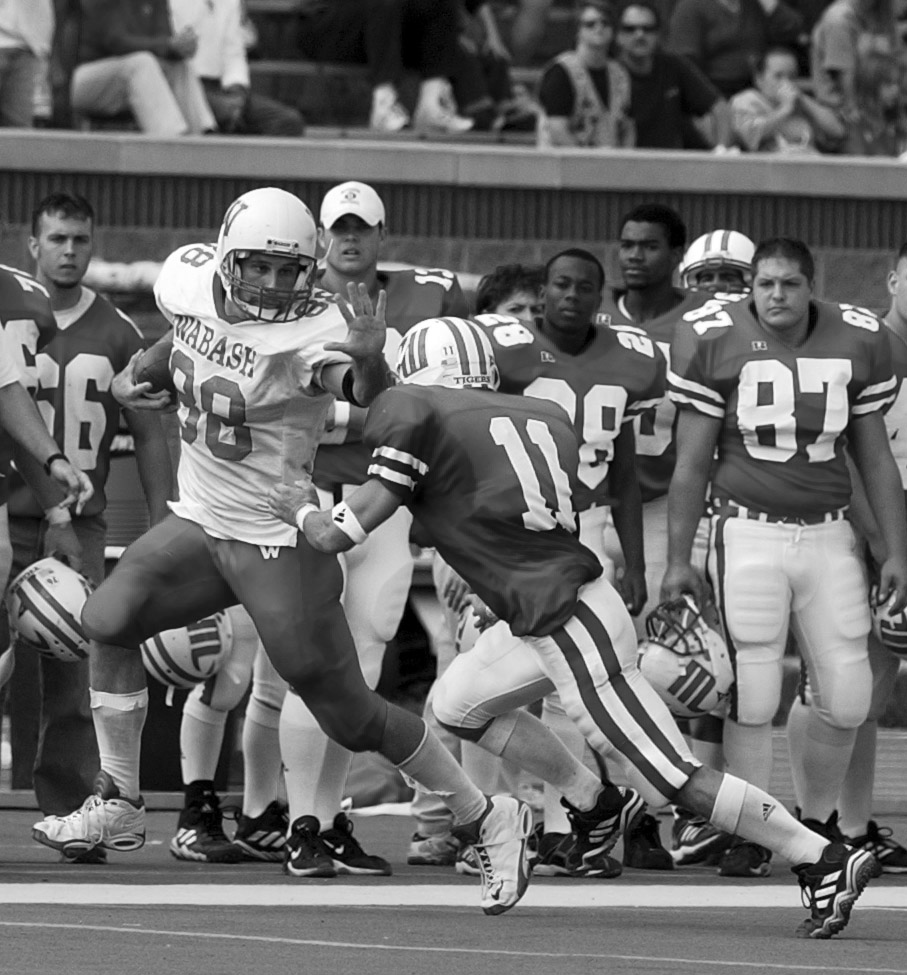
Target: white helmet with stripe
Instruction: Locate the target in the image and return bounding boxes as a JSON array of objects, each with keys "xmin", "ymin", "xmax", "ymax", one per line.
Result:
[
  {"xmin": 141, "ymin": 612, "xmax": 233, "ymax": 689},
  {"xmin": 6, "ymin": 557, "xmax": 94, "ymax": 662},
  {"xmin": 637, "ymin": 595, "xmax": 733, "ymax": 718},
  {"xmin": 396, "ymin": 317, "xmax": 499, "ymax": 390},
  {"xmin": 871, "ymin": 590, "xmax": 907, "ymax": 656},
  {"xmin": 679, "ymin": 230, "xmax": 755, "ymax": 292}
]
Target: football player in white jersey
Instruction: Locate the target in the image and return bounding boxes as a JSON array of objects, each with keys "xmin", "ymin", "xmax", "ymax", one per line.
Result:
[
  {"xmin": 786, "ymin": 241, "xmax": 907, "ymax": 872},
  {"xmin": 663, "ymin": 236, "xmax": 907, "ymax": 881},
  {"xmin": 31, "ymin": 187, "xmax": 533, "ymax": 914}
]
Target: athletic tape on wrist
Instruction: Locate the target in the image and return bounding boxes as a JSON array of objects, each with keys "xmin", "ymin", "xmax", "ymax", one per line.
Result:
[
  {"xmin": 294, "ymin": 503, "xmax": 320, "ymax": 533},
  {"xmin": 331, "ymin": 500, "xmax": 368, "ymax": 544}
]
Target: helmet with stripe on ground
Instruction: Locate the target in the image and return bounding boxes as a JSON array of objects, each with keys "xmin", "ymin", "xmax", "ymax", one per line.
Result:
[
  {"xmin": 141, "ymin": 612, "xmax": 233, "ymax": 689},
  {"xmin": 396, "ymin": 316, "xmax": 499, "ymax": 390},
  {"xmin": 6, "ymin": 557, "xmax": 94, "ymax": 662},
  {"xmin": 637, "ymin": 595, "xmax": 734, "ymax": 718}
]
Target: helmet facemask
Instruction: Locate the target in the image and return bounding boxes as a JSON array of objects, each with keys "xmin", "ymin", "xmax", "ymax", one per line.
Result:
[{"xmin": 221, "ymin": 248, "xmax": 317, "ymax": 323}]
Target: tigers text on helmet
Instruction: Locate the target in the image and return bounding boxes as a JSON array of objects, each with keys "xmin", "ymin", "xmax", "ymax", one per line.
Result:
[
  {"xmin": 637, "ymin": 595, "xmax": 733, "ymax": 718},
  {"xmin": 216, "ymin": 187, "xmax": 318, "ymax": 322},
  {"xmin": 679, "ymin": 230, "xmax": 755, "ymax": 292},
  {"xmin": 871, "ymin": 589, "xmax": 907, "ymax": 655},
  {"xmin": 6, "ymin": 557, "xmax": 94, "ymax": 663},
  {"xmin": 396, "ymin": 316, "xmax": 499, "ymax": 389},
  {"xmin": 141, "ymin": 612, "xmax": 233, "ymax": 690}
]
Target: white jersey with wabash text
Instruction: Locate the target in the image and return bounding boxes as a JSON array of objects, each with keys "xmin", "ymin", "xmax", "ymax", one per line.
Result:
[
  {"xmin": 669, "ymin": 297, "xmax": 896, "ymax": 517},
  {"xmin": 597, "ymin": 287, "xmax": 710, "ymax": 501},
  {"xmin": 477, "ymin": 314, "xmax": 665, "ymax": 512},
  {"xmin": 364, "ymin": 384, "xmax": 603, "ymax": 636},
  {"xmin": 155, "ymin": 243, "xmax": 350, "ymax": 546}
]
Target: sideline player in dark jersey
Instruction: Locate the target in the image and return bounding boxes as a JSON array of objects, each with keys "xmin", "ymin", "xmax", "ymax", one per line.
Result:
[
  {"xmin": 270, "ymin": 314, "xmax": 881, "ymax": 940},
  {"xmin": 786, "ymin": 240, "xmax": 907, "ymax": 872},
  {"xmin": 4, "ymin": 193, "xmax": 172, "ymax": 838},
  {"xmin": 663, "ymin": 236, "xmax": 907, "ymax": 884}
]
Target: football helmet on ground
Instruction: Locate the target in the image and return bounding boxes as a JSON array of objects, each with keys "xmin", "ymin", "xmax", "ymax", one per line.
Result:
[
  {"xmin": 141, "ymin": 612, "xmax": 233, "ymax": 689},
  {"xmin": 216, "ymin": 187, "xmax": 318, "ymax": 322},
  {"xmin": 679, "ymin": 230, "xmax": 755, "ymax": 293},
  {"xmin": 871, "ymin": 591, "xmax": 907, "ymax": 655},
  {"xmin": 638, "ymin": 595, "xmax": 733, "ymax": 718},
  {"xmin": 7, "ymin": 557, "xmax": 94, "ymax": 662},
  {"xmin": 396, "ymin": 316, "xmax": 499, "ymax": 390}
]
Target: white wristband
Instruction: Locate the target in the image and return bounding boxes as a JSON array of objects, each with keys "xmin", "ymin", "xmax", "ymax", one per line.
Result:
[
  {"xmin": 44, "ymin": 504, "xmax": 72, "ymax": 525},
  {"xmin": 332, "ymin": 401, "xmax": 351, "ymax": 432},
  {"xmin": 294, "ymin": 503, "xmax": 320, "ymax": 533},
  {"xmin": 331, "ymin": 500, "xmax": 368, "ymax": 544}
]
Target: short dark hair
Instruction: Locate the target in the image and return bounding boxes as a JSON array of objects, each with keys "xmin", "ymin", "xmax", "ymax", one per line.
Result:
[
  {"xmin": 754, "ymin": 45, "xmax": 798, "ymax": 76},
  {"xmin": 31, "ymin": 192, "xmax": 95, "ymax": 236},
  {"xmin": 752, "ymin": 236, "xmax": 815, "ymax": 284},
  {"xmin": 475, "ymin": 264, "xmax": 544, "ymax": 314},
  {"xmin": 544, "ymin": 247, "xmax": 606, "ymax": 291},
  {"xmin": 896, "ymin": 240, "xmax": 907, "ymax": 263},
  {"xmin": 617, "ymin": 0, "xmax": 661, "ymax": 29},
  {"xmin": 619, "ymin": 203, "xmax": 687, "ymax": 250}
]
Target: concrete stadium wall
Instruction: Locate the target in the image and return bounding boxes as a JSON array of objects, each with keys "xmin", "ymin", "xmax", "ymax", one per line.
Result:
[{"xmin": 1, "ymin": 131, "xmax": 905, "ymax": 308}]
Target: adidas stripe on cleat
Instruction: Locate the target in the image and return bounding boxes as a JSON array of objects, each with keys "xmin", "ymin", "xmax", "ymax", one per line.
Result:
[
  {"xmin": 794, "ymin": 842, "xmax": 881, "ymax": 939},
  {"xmin": 170, "ymin": 794, "xmax": 243, "ymax": 864},
  {"xmin": 233, "ymin": 800, "xmax": 289, "ymax": 862}
]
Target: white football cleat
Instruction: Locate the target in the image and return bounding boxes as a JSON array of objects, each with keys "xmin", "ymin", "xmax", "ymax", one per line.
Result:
[
  {"xmin": 455, "ymin": 795, "xmax": 533, "ymax": 916},
  {"xmin": 32, "ymin": 770, "xmax": 145, "ymax": 857}
]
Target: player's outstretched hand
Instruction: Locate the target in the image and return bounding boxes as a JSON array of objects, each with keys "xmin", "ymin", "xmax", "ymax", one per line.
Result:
[
  {"xmin": 112, "ymin": 351, "xmax": 177, "ymax": 411},
  {"xmin": 326, "ymin": 283, "xmax": 387, "ymax": 362},
  {"xmin": 875, "ymin": 553, "xmax": 907, "ymax": 615},
  {"xmin": 268, "ymin": 479, "xmax": 320, "ymax": 529},
  {"xmin": 47, "ymin": 458, "xmax": 94, "ymax": 515},
  {"xmin": 660, "ymin": 562, "xmax": 705, "ymax": 607}
]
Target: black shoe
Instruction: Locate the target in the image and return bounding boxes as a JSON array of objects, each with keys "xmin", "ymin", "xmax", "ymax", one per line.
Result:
[
  {"xmin": 169, "ymin": 793, "xmax": 243, "ymax": 864},
  {"xmin": 319, "ymin": 812, "xmax": 392, "ymax": 875},
  {"xmin": 717, "ymin": 840, "xmax": 772, "ymax": 877},
  {"xmin": 233, "ymin": 800, "xmax": 289, "ymax": 862},
  {"xmin": 794, "ymin": 842, "xmax": 880, "ymax": 939},
  {"xmin": 797, "ymin": 808, "xmax": 845, "ymax": 843},
  {"xmin": 623, "ymin": 812, "xmax": 673, "ymax": 870},
  {"xmin": 284, "ymin": 815, "xmax": 336, "ymax": 878},
  {"xmin": 563, "ymin": 786, "xmax": 644, "ymax": 873},
  {"xmin": 849, "ymin": 820, "xmax": 907, "ymax": 874}
]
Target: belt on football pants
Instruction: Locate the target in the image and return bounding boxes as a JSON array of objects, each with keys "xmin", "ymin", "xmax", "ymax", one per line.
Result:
[{"xmin": 709, "ymin": 498, "xmax": 848, "ymax": 527}]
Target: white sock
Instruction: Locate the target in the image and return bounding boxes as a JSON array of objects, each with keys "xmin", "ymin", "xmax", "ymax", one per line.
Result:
[
  {"xmin": 242, "ymin": 694, "xmax": 284, "ymax": 818},
  {"xmin": 837, "ymin": 720, "xmax": 877, "ymax": 838},
  {"xmin": 279, "ymin": 691, "xmax": 351, "ymax": 828},
  {"xmin": 785, "ymin": 695, "xmax": 810, "ymax": 808},
  {"xmin": 180, "ymin": 694, "xmax": 227, "ymax": 785},
  {"xmin": 796, "ymin": 710, "xmax": 857, "ymax": 823},
  {"xmin": 90, "ymin": 688, "xmax": 147, "ymax": 801},
  {"xmin": 723, "ymin": 717, "xmax": 774, "ymax": 791}
]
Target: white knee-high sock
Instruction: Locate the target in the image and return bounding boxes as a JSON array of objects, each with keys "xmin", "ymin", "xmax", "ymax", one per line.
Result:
[
  {"xmin": 90, "ymin": 688, "xmax": 147, "ymax": 801},
  {"xmin": 796, "ymin": 709, "xmax": 857, "ymax": 823},
  {"xmin": 180, "ymin": 695, "xmax": 227, "ymax": 785},
  {"xmin": 242, "ymin": 693, "xmax": 284, "ymax": 818},
  {"xmin": 785, "ymin": 695, "xmax": 810, "ymax": 808},
  {"xmin": 837, "ymin": 720, "xmax": 877, "ymax": 838},
  {"xmin": 723, "ymin": 717, "xmax": 774, "ymax": 791}
]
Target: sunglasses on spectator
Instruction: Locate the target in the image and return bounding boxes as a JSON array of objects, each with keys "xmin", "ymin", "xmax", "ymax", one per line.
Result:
[
  {"xmin": 619, "ymin": 22, "xmax": 658, "ymax": 32},
  {"xmin": 580, "ymin": 16, "xmax": 613, "ymax": 27}
]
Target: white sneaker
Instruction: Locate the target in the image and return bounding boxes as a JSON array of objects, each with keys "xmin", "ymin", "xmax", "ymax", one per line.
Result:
[
  {"xmin": 32, "ymin": 770, "xmax": 145, "ymax": 857},
  {"xmin": 370, "ymin": 85, "xmax": 409, "ymax": 132},
  {"xmin": 413, "ymin": 80, "xmax": 473, "ymax": 135},
  {"xmin": 455, "ymin": 796, "xmax": 533, "ymax": 916}
]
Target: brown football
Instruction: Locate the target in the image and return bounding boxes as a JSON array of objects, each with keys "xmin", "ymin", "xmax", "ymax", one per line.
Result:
[{"xmin": 134, "ymin": 333, "xmax": 176, "ymax": 398}]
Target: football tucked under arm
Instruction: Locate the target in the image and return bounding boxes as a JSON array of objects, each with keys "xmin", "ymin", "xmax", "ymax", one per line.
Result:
[{"xmin": 113, "ymin": 333, "xmax": 177, "ymax": 410}]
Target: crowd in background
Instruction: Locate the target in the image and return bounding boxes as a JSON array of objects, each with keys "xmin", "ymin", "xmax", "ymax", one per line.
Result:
[{"xmin": 0, "ymin": 0, "xmax": 906, "ymax": 150}]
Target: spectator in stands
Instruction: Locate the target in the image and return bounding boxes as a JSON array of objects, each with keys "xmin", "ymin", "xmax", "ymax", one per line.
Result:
[
  {"xmin": 614, "ymin": 0, "xmax": 735, "ymax": 149},
  {"xmin": 69, "ymin": 0, "xmax": 215, "ymax": 135},
  {"xmin": 0, "ymin": 0, "xmax": 53, "ymax": 127},
  {"xmin": 170, "ymin": 0, "xmax": 304, "ymax": 136},
  {"xmin": 811, "ymin": 0, "xmax": 898, "ymax": 128},
  {"xmin": 296, "ymin": 0, "xmax": 473, "ymax": 134},
  {"xmin": 843, "ymin": 39, "xmax": 905, "ymax": 153},
  {"xmin": 731, "ymin": 44, "xmax": 845, "ymax": 152},
  {"xmin": 537, "ymin": 0, "xmax": 635, "ymax": 147},
  {"xmin": 667, "ymin": 0, "xmax": 803, "ymax": 99}
]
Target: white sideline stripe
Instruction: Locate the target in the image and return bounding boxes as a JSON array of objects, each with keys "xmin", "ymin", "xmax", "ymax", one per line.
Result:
[
  {"xmin": 2, "ymin": 921, "xmax": 907, "ymax": 974},
  {"xmin": 1, "ymin": 883, "xmax": 907, "ymax": 908}
]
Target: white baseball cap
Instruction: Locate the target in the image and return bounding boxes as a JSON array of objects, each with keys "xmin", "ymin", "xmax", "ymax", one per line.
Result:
[{"xmin": 319, "ymin": 181, "xmax": 386, "ymax": 229}]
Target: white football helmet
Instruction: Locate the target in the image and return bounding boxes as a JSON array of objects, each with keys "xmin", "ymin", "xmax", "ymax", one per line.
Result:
[
  {"xmin": 637, "ymin": 595, "xmax": 733, "ymax": 718},
  {"xmin": 396, "ymin": 317, "xmax": 499, "ymax": 390},
  {"xmin": 7, "ymin": 557, "xmax": 94, "ymax": 663},
  {"xmin": 679, "ymin": 230, "xmax": 755, "ymax": 293},
  {"xmin": 216, "ymin": 187, "xmax": 318, "ymax": 322},
  {"xmin": 871, "ymin": 591, "xmax": 907, "ymax": 655},
  {"xmin": 141, "ymin": 612, "xmax": 233, "ymax": 689}
]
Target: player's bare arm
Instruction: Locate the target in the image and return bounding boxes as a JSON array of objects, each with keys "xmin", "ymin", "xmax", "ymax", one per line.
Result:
[
  {"xmin": 0, "ymin": 380, "xmax": 93, "ymax": 514},
  {"xmin": 321, "ymin": 282, "xmax": 392, "ymax": 407},
  {"xmin": 268, "ymin": 476, "xmax": 402, "ymax": 553},
  {"xmin": 662, "ymin": 409, "xmax": 721, "ymax": 604},
  {"xmin": 608, "ymin": 423, "xmax": 647, "ymax": 615},
  {"xmin": 111, "ymin": 345, "xmax": 175, "ymax": 412},
  {"xmin": 849, "ymin": 410, "xmax": 907, "ymax": 613}
]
